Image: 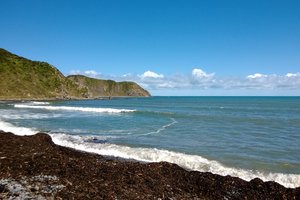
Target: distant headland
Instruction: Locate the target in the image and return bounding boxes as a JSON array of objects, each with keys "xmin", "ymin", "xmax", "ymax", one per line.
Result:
[{"xmin": 0, "ymin": 48, "xmax": 150, "ymax": 100}]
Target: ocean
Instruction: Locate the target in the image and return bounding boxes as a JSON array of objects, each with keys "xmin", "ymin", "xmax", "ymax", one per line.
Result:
[{"xmin": 0, "ymin": 97, "xmax": 299, "ymax": 188}]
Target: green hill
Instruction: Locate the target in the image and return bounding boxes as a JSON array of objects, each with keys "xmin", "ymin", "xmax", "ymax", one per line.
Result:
[
  {"xmin": 67, "ymin": 75, "xmax": 150, "ymax": 98},
  {"xmin": 0, "ymin": 48, "xmax": 150, "ymax": 100}
]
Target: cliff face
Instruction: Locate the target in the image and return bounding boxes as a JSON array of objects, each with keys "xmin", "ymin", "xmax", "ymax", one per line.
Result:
[{"xmin": 0, "ymin": 48, "xmax": 150, "ymax": 100}]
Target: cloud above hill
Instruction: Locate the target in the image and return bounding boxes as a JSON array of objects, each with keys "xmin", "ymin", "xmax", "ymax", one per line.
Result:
[
  {"xmin": 139, "ymin": 70, "xmax": 164, "ymax": 79},
  {"xmin": 69, "ymin": 70, "xmax": 100, "ymax": 78}
]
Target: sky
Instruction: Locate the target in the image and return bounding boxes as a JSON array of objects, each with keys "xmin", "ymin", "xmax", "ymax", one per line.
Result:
[{"xmin": 1, "ymin": 0, "xmax": 300, "ymax": 95}]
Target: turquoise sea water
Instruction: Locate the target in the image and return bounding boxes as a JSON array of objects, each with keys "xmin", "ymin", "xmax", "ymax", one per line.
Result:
[{"xmin": 1, "ymin": 97, "xmax": 300, "ymax": 188}]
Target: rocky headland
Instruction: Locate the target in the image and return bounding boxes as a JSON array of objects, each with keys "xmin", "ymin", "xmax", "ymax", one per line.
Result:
[
  {"xmin": 0, "ymin": 48, "xmax": 150, "ymax": 100},
  {"xmin": 0, "ymin": 130, "xmax": 299, "ymax": 199}
]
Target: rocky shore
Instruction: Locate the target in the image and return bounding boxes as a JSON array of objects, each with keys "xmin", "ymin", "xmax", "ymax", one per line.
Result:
[{"xmin": 0, "ymin": 130, "xmax": 299, "ymax": 199}]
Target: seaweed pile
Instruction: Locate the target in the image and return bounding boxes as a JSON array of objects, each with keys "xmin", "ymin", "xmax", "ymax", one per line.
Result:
[{"xmin": 0, "ymin": 131, "xmax": 299, "ymax": 199}]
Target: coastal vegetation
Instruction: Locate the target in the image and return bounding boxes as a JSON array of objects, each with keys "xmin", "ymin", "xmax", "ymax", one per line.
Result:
[
  {"xmin": 0, "ymin": 48, "xmax": 150, "ymax": 100},
  {"xmin": 67, "ymin": 75, "xmax": 150, "ymax": 98}
]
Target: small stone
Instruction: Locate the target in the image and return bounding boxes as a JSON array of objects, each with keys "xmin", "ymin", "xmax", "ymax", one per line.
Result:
[
  {"xmin": 0, "ymin": 184, "xmax": 6, "ymax": 193},
  {"xmin": 30, "ymin": 186, "xmax": 38, "ymax": 192}
]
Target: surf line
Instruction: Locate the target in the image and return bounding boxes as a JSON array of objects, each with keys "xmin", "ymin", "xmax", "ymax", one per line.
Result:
[
  {"xmin": 14, "ymin": 104, "xmax": 135, "ymax": 113},
  {"xmin": 142, "ymin": 118, "xmax": 178, "ymax": 136}
]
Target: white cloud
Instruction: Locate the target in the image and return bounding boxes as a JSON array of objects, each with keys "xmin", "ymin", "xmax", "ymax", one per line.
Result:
[
  {"xmin": 246, "ymin": 73, "xmax": 267, "ymax": 79},
  {"xmin": 286, "ymin": 73, "xmax": 299, "ymax": 77},
  {"xmin": 69, "ymin": 69, "xmax": 300, "ymax": 94},
  {"xmin": 68, "ymin": 69, "xmax": 101, "ymax": 78},
  {"xmin": 192, "ymin": 68, "xmax": 214, "ymax": 79},
  {"xmin": 84, "ymin": 70, "xmax": 99, "ymax": 77},
  {"xmin": 242, "ymin": 72, "xmax": 300, "ymax": 90},
  {"xmin": 123, "ymin": 73, "xmax": 132, "ymax": 77},
  {"xmin": 139, "ymin": 70, "xmax": 164, "ymax": 79},
  {"xmin": 69, "ymin": 70, "xmax": 81, "ymax": 75}
]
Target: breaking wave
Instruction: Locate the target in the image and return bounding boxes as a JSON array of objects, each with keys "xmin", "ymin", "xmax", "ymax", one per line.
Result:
[
  {"xmin": 0, "ymin": 120, "xmax": 37, "ymax": 136},
  {"xmin": 0, "ymin": 120, "xmax": 299, "ymax": 188},
  {"xmin": 31, "ymin": 101, "xmax": 50, "ymax": 105},
  {"xmin": 14, "ymin": 105, "xmax": 135, "ymax": 113},
  {"xmin": 50, "ymin": 133, "xmax": 300, "ymax": 188}
]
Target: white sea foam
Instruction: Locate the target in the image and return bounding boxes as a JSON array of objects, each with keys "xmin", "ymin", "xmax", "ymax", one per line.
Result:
[
  {"xmin": 14, "ymin": 105, "xmax": 135, "ymax": 113},
  {"xmin": 0, "ymin": 120, "xmax": 299, "ymax": 188},
  {"xmin": 31, "ymin": 101, "xmax": 50, "ymax": 105},
  {"xmin": 50, "ymin": 133, "xmax": 300, "ymax": 188},
  {"xmin": 1, "ymin": 113, "xmax": 62, "ymax": 120},
  {"xmin": 0, "ymin": 120, "xmax": 37, "ymax": 136},
  {"xmin": 143, "ymin": 118, "xmax": 178, "ymax": 135}
]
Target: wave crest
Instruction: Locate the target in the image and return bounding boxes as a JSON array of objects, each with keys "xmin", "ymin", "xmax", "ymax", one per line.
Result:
[
  {"xmin": 0, "ymin": 120, "xmax": 37, "ymax": 136},
  {"xmin": 14, "ymin": 105, "xmax": 135, "ymax": 113},
  {"xmin": 50, "ymin": 133, "xmax": 300, "ymax": 188},
  {"xmin": 0, "ymin": 120, "xmax": 299, "ymax": 188},
  {"xmin": 31, "ymin": 101, "xmax": 50, "ymax": 105}
]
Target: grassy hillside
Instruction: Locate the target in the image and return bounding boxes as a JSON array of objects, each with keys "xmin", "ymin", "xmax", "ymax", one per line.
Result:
[
  {"xmin": 0, "ymin": 48, "xmax": 150, "ymax": 100},
  {"xmin": 67, "ymin": 75, "xmax": 150, "ymax": 97}
]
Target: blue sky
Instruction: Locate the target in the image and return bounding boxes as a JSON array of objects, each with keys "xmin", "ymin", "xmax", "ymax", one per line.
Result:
[{"xmin": 1, "ymin": 0, "xmax": 300, "ymax": 95}]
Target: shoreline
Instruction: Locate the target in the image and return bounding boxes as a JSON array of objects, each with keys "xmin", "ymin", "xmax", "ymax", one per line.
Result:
[
  {"xmin": 0, "ymin": 96, "xmax": 150, "ymax": 102},
  {"xmin": 0, "ymin": 130, "xmax": 299, "ymax": 199}
]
